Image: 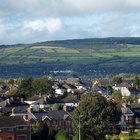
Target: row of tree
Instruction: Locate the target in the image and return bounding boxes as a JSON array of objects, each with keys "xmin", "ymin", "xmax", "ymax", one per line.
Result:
[{"xmin": 6, "ymin": 76, "xmax": 54, "ymax": 99}]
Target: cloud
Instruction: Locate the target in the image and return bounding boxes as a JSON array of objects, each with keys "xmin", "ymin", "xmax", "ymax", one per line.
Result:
[
  {"xmin": 22, "ymin": 18, "xmax": 62, "ymax": 33},
  {"xmin": 0, "ymin": 0, "xmax": 140, "ymax": 44},
  {"xmin": 1, "ymin": 0, "xmax": 140, "ymax": 18}
]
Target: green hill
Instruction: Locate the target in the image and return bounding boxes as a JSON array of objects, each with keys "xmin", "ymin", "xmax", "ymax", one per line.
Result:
[{"xmin": 1, "ymin": 37, "xmax": 140, "ymax": 77}]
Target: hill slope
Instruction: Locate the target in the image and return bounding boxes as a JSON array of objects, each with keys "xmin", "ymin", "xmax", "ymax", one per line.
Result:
[{"xmin": 0, "ymin": 37, "xmax": 140, "ymax": 77}]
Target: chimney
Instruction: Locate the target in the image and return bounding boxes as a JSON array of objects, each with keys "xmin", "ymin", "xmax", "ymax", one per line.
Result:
[
  {"xmin": 23, "ymin": 114, "xmax": 28, "ymax": 121},
  {"xmin": 122, "ymin": 103, "xmax": 127, "ymax": 108},
  {"xmin": 11, "ymin": 107, "xmax": 16, "ymax": 116},
  {"xmin": 27, "ymin": 107, "xmax": 33, "ymax": 113},
  {"xmin": 21, "ymin": 98, "xmax": 24, "ymax": 103},
  {"xmin": 10, "ymin": 97, "xmax": 14, "ymax": 101},
  {"xmin": 39, "ymin": 93, "xmax": 42, "ymax": 97},
  {"xmin": 63, "ymin": 105, "xmax": 68, "ymax": 112},
  {"xmin": 43, "ymin": 96, "xmax": 47, "ymax": 103},
  {"xmin": 7, "ymin": 99, "xmax": 10, "ymax": 105}
]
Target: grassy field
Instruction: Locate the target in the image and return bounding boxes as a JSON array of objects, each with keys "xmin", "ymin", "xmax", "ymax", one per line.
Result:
[{"xmin": 0, "ymin": 43, "xmax": 140, "ymax": 66}]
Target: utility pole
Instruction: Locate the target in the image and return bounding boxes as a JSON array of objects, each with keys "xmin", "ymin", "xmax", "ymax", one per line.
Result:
[{"xmin": 79, "ymin": 115, "xmax": 81, "ymax": 140}]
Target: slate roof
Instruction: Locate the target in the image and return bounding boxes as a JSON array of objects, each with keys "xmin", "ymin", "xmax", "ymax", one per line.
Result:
[
  {"xmin": 116, "ymin": 82, "xmax": 131, "ymax": 88},
  {"xmin": 59, "ymin": 95, "xmax": 79, "ymax": 103},
  {"xmin": 130, "ymin": 103, "xmax": 140, "ymax": 109},
  {"xmin": 0, "ymin": 116, "xmax": 30, "ymax": 128},
  {"xmin": 131, "ymin": 108, "xmax": 140, "ymax": 117},
  {"xmin": 32, "ymin": 110, "xmax": 71, "ymax": 121}
]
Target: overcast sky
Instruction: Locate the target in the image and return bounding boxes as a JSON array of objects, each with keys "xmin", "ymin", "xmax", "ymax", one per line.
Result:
[{"xmin": 1, "ymin": 0, "xmax": 140, "ymax": 44}]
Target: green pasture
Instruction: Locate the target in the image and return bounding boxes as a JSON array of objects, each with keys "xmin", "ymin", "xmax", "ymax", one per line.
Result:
[
  {"xmin": 1, "ymin": 42, "xmax": 140, "ymax": 65},
  {"xmin": 56, "ymin": 48, "xmax": 80, "ymax": 53}
]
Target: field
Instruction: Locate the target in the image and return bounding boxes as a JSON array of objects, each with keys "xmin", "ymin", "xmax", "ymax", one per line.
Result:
[
  {"xmin": 1, "ymin": 43, "xmax": 140, "ymax": 65},
  {"xmin": 1, "ymin": 37, "xmax": 140, "ymax": 77}
]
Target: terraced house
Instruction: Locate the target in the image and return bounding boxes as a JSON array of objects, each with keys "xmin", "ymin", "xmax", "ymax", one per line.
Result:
[{"xmin": 0, "ymin": 116, "xmax": 31, "ymax": 140}]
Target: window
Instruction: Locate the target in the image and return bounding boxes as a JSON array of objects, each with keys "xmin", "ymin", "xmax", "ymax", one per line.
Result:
[
  {"xmin": 16, "ymin": 135, "xmax": 27, "ymax": 140},
  {"xmin": 7, "ymin": 136, "xmax": 14, "ymax": 140},
  {"xmin": 6, "ymin": 128, "xmax": 14, "ymax": 131},
  {"xmin": 122, "ymin": 127, "xmax": 127, "ymax": 131},
  {"xmin": 66, "ymin": 120, "xmax": 71, "ymax": 126},
  {"xmin": 16, "ymin": 126, "xmax": 26, "ymax": 130},
  {"xmin": 137, "ymin": 117, "xmax": 140, "ymax": 122},
  {"xmin": 47, "ymin": 121, "xmax": 50, "ymax": 126},
  {"xmin": 59, "ymin": 121, "xmax": 62, "ymax": 126},
  {"xmin": 53, "ymin": 121, "xmax": 56, "ymax": 125}
]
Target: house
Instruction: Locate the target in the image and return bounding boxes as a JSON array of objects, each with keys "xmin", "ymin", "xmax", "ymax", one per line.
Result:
[
  {"xmin": 24, "ymin": 95, "xmax": 44, "ymax": 105},
  {"xmin": 53, "ymin": 83, "xmax": 66, "ymax": 96},
  {"xmin": 74, "ymin": 81, "xmax": 87, "ymax": 90},
  {"xmin": 93, "ymin": 86, "xmax": 112, "ymax": 96},
  {"xmin": 12, "ymin": 107, "xmax": 72, "ymax": 135},
  {"xmin": 118, "ymin": 103, "xmax": 140, "ymax": 133},
  {"xmin": 113, "ymin": 82, "xmax": 132, "ymax": 91},
  {"xmin": 112, "ymin": 82, "xmax": 138, "ymax": 97},
  {"xmin": 25, "ymin": 95, "xmax": 59, "ymax": 111},
  {"xmin": 118, "ymin": 103, "xmax": 134, "ymax": 133},
  {"xmin": 32, "ymin": 109, "xmax": 72, "ymax": 134},
  {"xmin": 0, "ymin": 116, "xmax": 31, "ymax": 140},
  {"xmin": 59, "ymin": 94, "xmax": 79, "ymax": 109},
  {"xmin": 130, "ymin": 103, "xmax": 140, "ymax": 129},
  {"xmin": 121, "ymin": 87, "xmax": 138, "ymax": 97},
  {"xmin": 0, "ymin": 97, "xmax": 28, "ymax": 113},
  {"xmin": 63, "ymin": 83, "xmax": 77, "ymax": 93}
]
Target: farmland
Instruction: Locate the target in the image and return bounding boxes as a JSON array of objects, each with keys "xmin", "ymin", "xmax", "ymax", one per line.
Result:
[{"xmin": 1, "ymin": 37, "xmax": 140, "ymax": 77}]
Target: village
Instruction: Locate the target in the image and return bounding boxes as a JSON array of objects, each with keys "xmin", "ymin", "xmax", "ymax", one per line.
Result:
[{"xmin": 0, "ymin": 74, "xmax": 140, "ymax": 140}]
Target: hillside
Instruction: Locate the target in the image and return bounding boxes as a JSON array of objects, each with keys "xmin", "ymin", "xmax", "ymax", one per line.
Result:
[{"xmin": 1, "ymin": 37, "xmax": 140, "ymax": 77}]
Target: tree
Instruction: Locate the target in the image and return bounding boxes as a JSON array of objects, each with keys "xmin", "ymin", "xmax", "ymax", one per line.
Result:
[
  {"xmin": 7, "ymin": 78, "xmax": 14, "ymax": 85},
  {"xmin": 41, "ymin": 123, "xmax": 49, "ymax": 140},
  {"xmin": 51, "ymin": 103, "xmax": 61, "ymax": 110},
  {"xmin": 5, "ymin": 88, "xmax": 18, "ymax": 97},
  {"xmin": 32, "ymin": 76, "xmax": 54, "ymax": 96},
  {"xmin": 112, "ymin": 90, "xmax": 122, "ymax": 103},
  {"xmin": 72, "ymin": 93, "xmax": 121, "ymax": 140},
  {"xmin": 133, "ymin": 75, "xmax": 140, "ymax": 89},
  {"xmin": 17, "ymin": 78, "xmax": 33, "ymax": 98},
  {"xmin": 55, "ymin": 130, "xmax": 68, "ymax": 140},
  {"xmin": 31, "ymin": 122, "xmax": 42, "ymax": 140},
  {"xmin": 112, "ymin": 76, "xmax": 122, "ymax": 85}
]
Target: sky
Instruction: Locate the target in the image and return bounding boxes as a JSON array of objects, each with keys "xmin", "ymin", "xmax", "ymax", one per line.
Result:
[{"xmin": 0, "ymin": 0, "xmax": 140, "ymax": 44}]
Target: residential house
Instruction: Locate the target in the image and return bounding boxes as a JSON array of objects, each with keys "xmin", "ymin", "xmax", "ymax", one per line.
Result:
[
  {"xmin": 53, "ymin": 83, "xmax": 66, "ymax": 96},
  {"xmin": 0, "ymin": 97, "xmax": 28, "ymax": 113},
  {"xmin": 119, "ymin": 103, "xmax": 140, "ymax": 133},
  {"xmin": 59, "ymin": 95, "xmax": 79, "ymax": 110},
  {"xmin": 63, "ymin": 83, "xmax": 77, "ymax": 94},
  {"xmin": 25, "ymin": 95, "xmax": 59, "ymax": 111},
  {"xmin": 12, "ymin": 107, "xmax": 72, "ymax": 135},
  {"xmin": 121, "ymin": 87, "xmax": 138, "ymax": 97},
  {"xmin": 0, "ymin": 116, "xmax": 31, "ymax": 140},
  {"xmin": 33, "ymin": 109, "xmax": 72, "ymax": 134},
  {"xmin": 118, "ymin": 103, "xmax": 134, "ymax": 133},
  {"xmin": 93, "ymin": 86, "xmax": 112, "ymax": 96},
  {"xmin": 130, "ymin": 103, "xmax": 140, "ymax": 129},
  {"xmin": 112, "ymin": 82, "xmax": 137, "ymax": 97},
  {"xmin": 113, "ymin": 82, "xmax": 131, "ymax": 91}
]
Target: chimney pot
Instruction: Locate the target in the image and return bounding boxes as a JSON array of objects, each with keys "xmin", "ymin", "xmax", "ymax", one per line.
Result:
[
  {"xmin": 63, "ymin": 105, "xmax": 68, "ymax": 112},
  {"xmin": 27, "ymin": 107, "xmax": 33, "ymax": 113},
  {"xmin": 23, "ymin": 114, "xmax": 28, "ymax": 121}
]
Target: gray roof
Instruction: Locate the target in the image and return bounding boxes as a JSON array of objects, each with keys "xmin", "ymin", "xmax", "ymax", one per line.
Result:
[
  {"xmin": 116, "ymin": 82, "xmax": 131, "ymax": 88},
  {"xmin": 33, "ymin": 110, "xmax": 71, "ymax": 121},
  {"xmin": 0, "ymin": 116, "xmax": 30, "ymax": 128}
]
